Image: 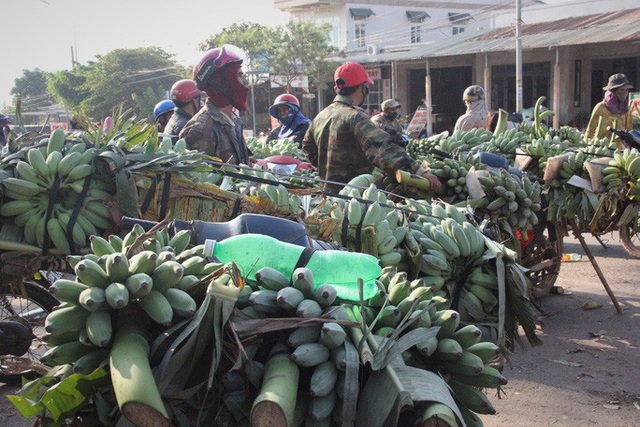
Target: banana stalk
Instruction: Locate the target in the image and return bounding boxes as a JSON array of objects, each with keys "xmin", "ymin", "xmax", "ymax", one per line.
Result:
[
  {"xmin": 395, "ymin": 170, "xmax": 431, "ymax": 191},
  {"xmin": 250, "ymin": 354, "xmax": 299, "ymax": 427},
  {"xmin": 109, "ymin": 317, "xmax": 170, "ymax": 426},
  {"xmin": 493, "ymin": 108, "xmax": 509, "ymax": 136}
]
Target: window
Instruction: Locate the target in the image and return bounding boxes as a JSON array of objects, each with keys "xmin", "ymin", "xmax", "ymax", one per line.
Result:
[
  {"xmin": 449, "ymin": 12, "xmax": 471, "ymax": 35},
  {"xmin": 355, "ymin": 23, "xmax": 366, "ymax": 48},
  {"xmin": 362, "ymin": 79, "xmax": 383, "ymax": 114},
  {"xmin": 411, "ymin": 25, "xmax": 421, "ymax": 43}
]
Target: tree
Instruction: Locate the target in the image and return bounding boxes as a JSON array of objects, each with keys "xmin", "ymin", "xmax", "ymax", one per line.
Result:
[
  {"xmin": 81, "ymin": 47, "xmax": 184, "ymax": 119},
  {"xmin": 10, "ymin": 68, "xmax": 54, "ymax": 110},
  {"xmin": 47, "ymin": 66, "xmax": 91, "ymax": 112},
  {"xmin": 200, "ymin": 20, "xmax": 338, "ymax": 93}
]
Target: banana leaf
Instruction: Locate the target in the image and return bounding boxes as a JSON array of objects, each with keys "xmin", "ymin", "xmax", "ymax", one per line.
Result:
[
  {"xmin": 370, "ymin": 326, "xmax": 439, "ymax": 371},
  {"xmin": 7, "ymin": 365, "xmax": 110, "ymax": 423},
  {"xmin": 356, "ymin": 357, "xmax": 465, "ymax": 427},
  {"xmin": 154, "ymin": 272, "xmax": 241, "ymax": 401}
]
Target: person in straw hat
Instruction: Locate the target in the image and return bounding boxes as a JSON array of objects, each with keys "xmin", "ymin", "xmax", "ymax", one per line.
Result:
[{"xmin": 585, "ymin": 73, "xmax": 634, "ymax": 140}]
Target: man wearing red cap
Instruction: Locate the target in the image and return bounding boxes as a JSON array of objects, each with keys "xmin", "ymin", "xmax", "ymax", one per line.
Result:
[{"xmin": 302, "ymin": 62, "xmax": 441, "ymax": 193}]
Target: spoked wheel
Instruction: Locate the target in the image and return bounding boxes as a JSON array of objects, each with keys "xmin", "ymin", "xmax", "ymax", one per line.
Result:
[
  {"xmin": 520, "ymin": 218, "xmax": 564, "ymax": 293},
  {"xmin": 619, "ymin": 218, "xmax": 640, "ymax": 258},
  {"xmin": 0, "ymin": 280, "xmax": 59, "ymax": 384}
]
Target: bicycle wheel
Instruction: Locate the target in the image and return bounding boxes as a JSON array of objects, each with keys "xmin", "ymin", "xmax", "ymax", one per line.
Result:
[
  {"xmin": 0, "ymin": 280, "xmax": 59, "ymax": 384},
  {"xmin": 619, "ymin": 219, "xmax": 640, "ymax": 259},
  {"xmin": 521, "ymin": 218, "xmax": 564, "ymax": 293}
]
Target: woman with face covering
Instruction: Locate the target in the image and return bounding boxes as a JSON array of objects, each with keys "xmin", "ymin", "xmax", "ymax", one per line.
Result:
[
  {"xmin": 265, "ymin": 93, "xmax": 310, "ymax": 147},
  {"xmin": 179, "ymin": 44, "xmax": 252, "ymax": 165},
  {"xmin": 454, "ymin": 85, "xmax": 489, "ymax": 132},
  {"xmin": 585, "ymin": 73, "xmax": 634, "ymax": 141}
]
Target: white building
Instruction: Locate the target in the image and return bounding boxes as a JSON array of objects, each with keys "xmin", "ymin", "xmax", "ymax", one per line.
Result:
[{"xmin": 274, "ymin": 1, "xmax": 640, "ymax": 131}]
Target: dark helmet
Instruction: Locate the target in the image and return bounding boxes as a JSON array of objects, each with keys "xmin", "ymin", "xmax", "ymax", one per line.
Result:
[
  {"xmin": 153, "ymin": 100, "xmax": 175, "ymax": 120},
  {"xmin": 193, "ymin": 45, "xmax": 244, "ymax": 90},
  {"xmin": 0, "ymin": 114, "xmax": 10, "ymax": 125},
  {"xmin": 269, "ymin": 93, "xmax": 301, "ymax": 118}
]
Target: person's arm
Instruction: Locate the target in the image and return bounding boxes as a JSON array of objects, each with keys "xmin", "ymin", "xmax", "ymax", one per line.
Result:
[
  {"xmin": 301, "ymin": 125, "xmax": 318, "ymax": 167},
  {"xmin": 266, "ymin": 127, "xmax": 280, "ymax": 142},
  {"xmin": 584, "ymin": 103, "xmax": 604, "ymax": 139},
  {"xmin": 354, "ymin": 117, "xmax": 441, "ymax": 192}
]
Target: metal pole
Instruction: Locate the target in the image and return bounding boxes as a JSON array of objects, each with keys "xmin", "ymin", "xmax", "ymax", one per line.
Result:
[
  {"xmin": 250, "ymin": 67, "xmax": 257, "ymax": 136},
  {"xmin": 515, "ymin": 0, "xmax": 523, "ymax": 113},
  {"xmin": 425, "ymin": 59, "xmax": 433, "ymax": 136}
]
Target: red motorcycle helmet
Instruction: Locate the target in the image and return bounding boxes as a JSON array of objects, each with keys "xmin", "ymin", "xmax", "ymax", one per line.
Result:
[
  {"xmin": 269, "ymin": 93, "xmax": 301, "ymax": 118},
  {"xmin": 170, "ymin": 79, "xmax": 201, "ymax": 104},
  {"xmin": 193, "ymin": 45, "xmax": 244, "ymax": 90},
  {"xmin": 334, "ymin": 62, "xmax": 373, "ymax": 90}
]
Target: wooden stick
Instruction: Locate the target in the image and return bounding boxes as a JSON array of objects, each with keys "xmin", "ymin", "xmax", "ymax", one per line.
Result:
[{"xmin": 569, "ymin": 221, "xmax": 623, "ymax": 314}]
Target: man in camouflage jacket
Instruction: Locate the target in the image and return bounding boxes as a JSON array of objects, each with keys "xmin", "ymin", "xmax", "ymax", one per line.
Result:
[
  {"xmin": 180, "ymin": 45, "xmax": 251, "ymax": 165},
  {"xmin": 303, "ymin": 62, "xmax": 440, "ymax": 193}
]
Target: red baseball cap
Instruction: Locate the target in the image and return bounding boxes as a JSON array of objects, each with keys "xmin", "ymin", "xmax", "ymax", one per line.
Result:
[{"xmin": 334, "ymin": 62, "xmax": 373, "ymax": 89}]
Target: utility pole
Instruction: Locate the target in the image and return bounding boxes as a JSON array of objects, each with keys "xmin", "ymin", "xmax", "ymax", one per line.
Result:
[{"xmin": 515, "ymin": 0, "xmax": 523, "ymax": 113}]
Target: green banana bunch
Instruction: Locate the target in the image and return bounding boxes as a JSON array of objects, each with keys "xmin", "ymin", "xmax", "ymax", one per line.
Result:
[
  {"xmin": 546, "ymin": 125, "xmax": 584, "ymax": 144},
  {"xmin": 43, "ymin": 226, "xmax": 214, "ymax": 371},
  {"xmin": 476, "ymin": 128, "xmax": 530, "ymax": 164},
  {"xmin": 558, "ymin": 151, "xmax": 589, "ymax": 183},
  {"xmin": 245, "ymin": 136, "xmax": 305, "ymax": 160},
  {"xmin": 0, "ymin": 130, "xmax": 115, "ymax": 253},
  {"xmin": 428, "ymin": 155, "xmax": 482, "ymax": 203},
  {"xmin": 605, "ymin": 148, "xmax": 640, "ymax": 200},
  {"xmin": 476, "ymin": 169, "xmax": 542, "ymax": 232}
]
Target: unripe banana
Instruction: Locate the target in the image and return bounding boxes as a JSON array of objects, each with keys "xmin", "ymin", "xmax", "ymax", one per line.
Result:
[
  {"xmin": 85, "ymin": 310, "xmax": 113, "ymax": 347},
  {"xmin": 137, "ymin": 290, "xmax": 173, "ymax": 327},
  {"xmin": 105, "ymin": 282, "xmax": 129, "ymax": 309},
  {"xmin": 163, "ymin": 287, "xmax": 197, "ymax": 318}
]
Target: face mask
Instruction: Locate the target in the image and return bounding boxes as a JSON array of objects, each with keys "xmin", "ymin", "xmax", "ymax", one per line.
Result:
[
  {"xmin": 385, "ymin": 112, "xmax": 398, "ymax": 120},
  {"xmin": 358, "ymin": 84, "xmax": 370, "ymax": 107}
]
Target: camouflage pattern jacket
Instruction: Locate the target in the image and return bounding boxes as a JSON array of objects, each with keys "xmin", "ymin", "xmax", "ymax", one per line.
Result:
[
  {"xmin": 302, "ymin": 95, "xmax": 419, "ymax": 193},
  {"xmin": 164, "ymin": 108, "xmax": 192, "ymax": 142},
  {"xmin": 371, "ymin": 113, "xmax": 405, "ymax": 147},
  {"xmin": 179, "ymin": 99, "xmax": 250, "ymax": 165}
]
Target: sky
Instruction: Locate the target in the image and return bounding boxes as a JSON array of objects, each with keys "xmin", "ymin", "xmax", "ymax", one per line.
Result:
[{"xmin": 2, "ymin": 0, "xmax": 289, "ymax": 107}]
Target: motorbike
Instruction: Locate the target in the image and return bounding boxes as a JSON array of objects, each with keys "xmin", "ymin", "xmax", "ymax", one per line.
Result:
[
  {"xmin": 0, "ymin": 278, "xmax": 59, "ymax": 384},
  {"xmin": 254, "ymin": 154, "xmax": 314, "ymax": 175},
  {"xmin": 121, "ymin": 212, "xmax": 339, "ymax": 251}
]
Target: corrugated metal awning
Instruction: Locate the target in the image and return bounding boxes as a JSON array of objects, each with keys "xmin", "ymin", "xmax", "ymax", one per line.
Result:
[
  {"xmin": 337, "ymin": 8, "xmax": 640, "ymax": 64},
  {"xmin": 350, "ymin": 8, "xmax": 375, "ymax": 18},
  {"xmin": 406, "ymin": 11, "xmax": 429, "ymax": 22},
  {"xmin": 448, "ymin": 12, "xmax": 471, "ymax": 23}
]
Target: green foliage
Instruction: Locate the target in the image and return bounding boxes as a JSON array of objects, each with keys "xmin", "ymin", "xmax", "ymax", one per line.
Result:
[
  {"xmin": 199, "ymin": 20, "xmax": 338, "ymax": 92},
  {"xmin": 82, "ymin": 47, "xmax": 184, "ymax": 120},
  {"xmin": 43, "ymin": 47, "xmax": 187, "ymax": 121},
  {"xmin": 47, "ymin": 67, "xmax": 91, "ymax": 112},
  {"xmin": 10, "ymin": 68, "xmax": 53, "ymax": 109}
]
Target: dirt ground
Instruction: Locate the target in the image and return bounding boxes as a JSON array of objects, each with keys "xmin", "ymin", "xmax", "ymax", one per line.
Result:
[
  {"xmin": 485, "ymin": 234, "xmax": 640, "ymax": 427},
  {"xmin": 1, "ymin": 234, "xmax": 639, "ymax": 427}
]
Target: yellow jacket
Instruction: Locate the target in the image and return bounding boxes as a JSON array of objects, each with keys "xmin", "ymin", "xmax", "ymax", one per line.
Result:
[{"xmin": 584, "ymin": 102, "xmax": 632, "ymax": 140}]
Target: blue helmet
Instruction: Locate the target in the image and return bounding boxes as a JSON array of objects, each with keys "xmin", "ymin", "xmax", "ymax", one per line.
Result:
[{"xmin": 153, "ymin": 100, "xmax": 175, "ymax": 120}]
